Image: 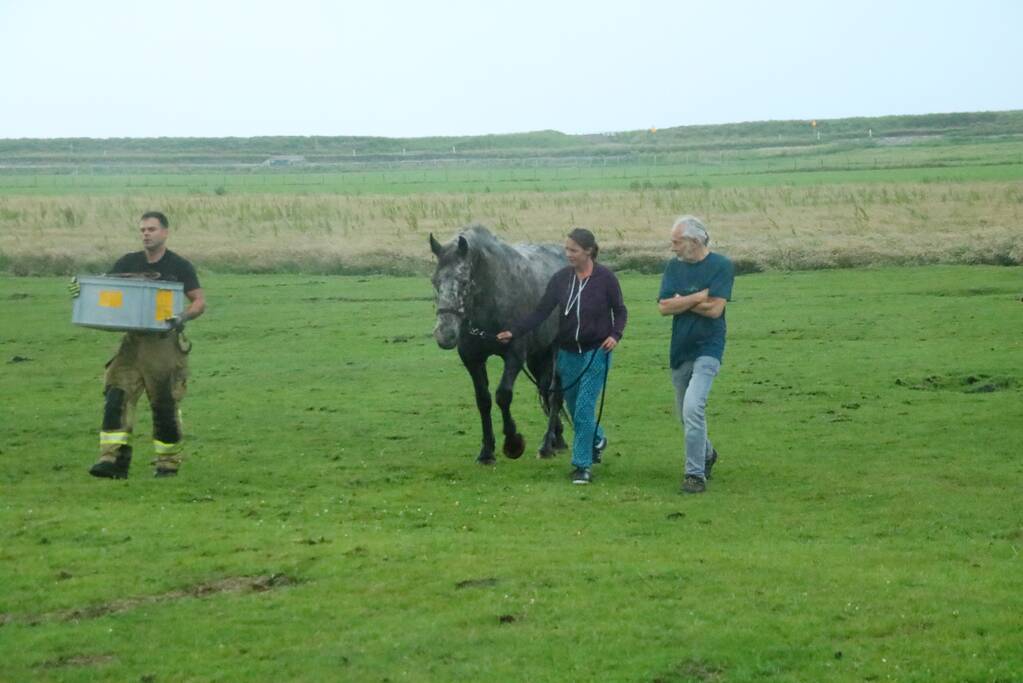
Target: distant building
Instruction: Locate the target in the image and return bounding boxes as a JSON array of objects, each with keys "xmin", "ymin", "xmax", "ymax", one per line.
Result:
[{"xmin": 262, "ymin": 155, "xmax": 307, "ymax": 167}]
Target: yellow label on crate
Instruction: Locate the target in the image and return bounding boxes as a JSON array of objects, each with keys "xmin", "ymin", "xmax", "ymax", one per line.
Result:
[
  {"xmin": 155, "ymin": 290, "xmax": 175, "ymax": 322},
  {"xmin": 98, "ymin": 291, "xmax": 124, "ymax": 308}
]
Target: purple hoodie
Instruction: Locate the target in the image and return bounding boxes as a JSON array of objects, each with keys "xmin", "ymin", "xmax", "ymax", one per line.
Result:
[{"xmin": 512, "ymin": 263, "xmax": 627, "ymax": 352}]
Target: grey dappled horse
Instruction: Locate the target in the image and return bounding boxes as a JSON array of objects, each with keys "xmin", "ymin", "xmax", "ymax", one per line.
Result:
[{"xmin": 429, "ymin": 225, "xmax": 567, "ymax": 464}]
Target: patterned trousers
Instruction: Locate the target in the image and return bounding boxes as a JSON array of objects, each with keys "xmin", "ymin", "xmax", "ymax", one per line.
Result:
[{"xmin": 557, "ymin": 348, "xmax": 609, "ymax": 469}]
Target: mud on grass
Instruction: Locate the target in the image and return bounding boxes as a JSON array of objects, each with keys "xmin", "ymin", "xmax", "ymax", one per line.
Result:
[{"xmin": 2, "ymin": 573, "xmax": 299, "ymax": 626}]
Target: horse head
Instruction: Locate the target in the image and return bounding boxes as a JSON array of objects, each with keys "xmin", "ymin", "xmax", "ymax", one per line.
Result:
[{"xmin": 429, "ymin": 232, "xmax": 472, "ymax": 349}]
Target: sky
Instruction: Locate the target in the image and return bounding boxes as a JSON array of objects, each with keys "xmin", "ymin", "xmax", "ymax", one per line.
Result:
[{"xmin": 1, "ymin": 0, "xmax": 1021, "ymax": 139}]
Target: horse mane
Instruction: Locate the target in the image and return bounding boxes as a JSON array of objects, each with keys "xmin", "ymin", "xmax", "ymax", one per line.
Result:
[
  {"xmin": 459, "ymin": 224, "xmax": 518, "ymax": 261},
  {"xmin": 457, "ymin": 225, "xmax": 562, "ymax": 333}
]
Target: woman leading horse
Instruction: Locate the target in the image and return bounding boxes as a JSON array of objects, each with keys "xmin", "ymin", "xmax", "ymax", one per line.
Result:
[{"xmin": 498, "ymin": 228, "xmax": 628, "ymax": 484}]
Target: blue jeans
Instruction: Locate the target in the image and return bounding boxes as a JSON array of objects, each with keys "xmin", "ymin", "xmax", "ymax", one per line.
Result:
[
  {"xmin": 558, "ymin": 348, "xmax": 609, "ymax": 470},
  {"xmin": 671, "ymin": 356, "xmax": 720, "ymax": 479}
]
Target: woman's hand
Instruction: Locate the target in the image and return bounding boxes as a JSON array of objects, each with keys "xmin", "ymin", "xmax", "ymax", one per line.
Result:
[
  {"xmin": 601, "ymin": 336, "xmax": 618, "ymax": 351},
  {"xmin": 496, "ymin": 330, "xmax": 513, "ymax": 344}
]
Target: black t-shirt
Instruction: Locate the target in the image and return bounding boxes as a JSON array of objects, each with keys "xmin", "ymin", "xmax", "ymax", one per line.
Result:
[{"xmin": 110, "ymin": 250, "xmax": 201, "ymax": 292}]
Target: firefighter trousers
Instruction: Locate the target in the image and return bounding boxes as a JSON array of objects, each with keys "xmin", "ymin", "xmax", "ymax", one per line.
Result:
[{"xmin": 98, "ymin": 332, "xmax": 189, "ymax": 473}]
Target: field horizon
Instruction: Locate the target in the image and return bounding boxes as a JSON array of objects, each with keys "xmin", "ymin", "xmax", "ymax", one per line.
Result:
[{"xmin": 3, "ymin": 109, "xmax": 1022, "ymax": 171}]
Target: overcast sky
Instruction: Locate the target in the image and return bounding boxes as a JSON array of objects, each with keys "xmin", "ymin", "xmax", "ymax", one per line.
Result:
[{"xmin": 1, "ymin": 0, "xmax": 1020, "ymax": 139}]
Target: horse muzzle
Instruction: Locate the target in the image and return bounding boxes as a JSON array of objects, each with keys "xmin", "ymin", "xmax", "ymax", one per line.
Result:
[{"xmin": 433, "ymin": 313, "xmax": 461, "ymax": 350}]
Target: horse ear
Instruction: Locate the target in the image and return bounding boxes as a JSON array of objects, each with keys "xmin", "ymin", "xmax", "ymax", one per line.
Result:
[
  {"xmin": 457, "ymin": 236, "xmax": 469, "ymax": 258},
  {"xmin": 429, "ymin": 233, "xmax": 443, "ymax": 256}
]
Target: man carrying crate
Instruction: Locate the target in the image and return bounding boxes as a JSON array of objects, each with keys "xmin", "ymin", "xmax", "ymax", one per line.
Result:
[{"xmin": 71, "ymin": 211, "xmax": 206, "ymax": 478}]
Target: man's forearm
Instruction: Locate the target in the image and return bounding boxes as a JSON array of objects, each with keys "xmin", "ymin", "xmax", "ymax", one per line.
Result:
[
  {"xmin": 691, "ymin": 298, "xmax": 726, "ymax": 319},
  {"xmin": 182, "ymin": 289, "xmax": 206, "ymax": 322},
  {"xmin": 658, "ymin": 290, "xmax": 708, "ymax": 316}
]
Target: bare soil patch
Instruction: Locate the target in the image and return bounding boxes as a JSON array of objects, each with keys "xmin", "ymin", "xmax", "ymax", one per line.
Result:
[{"xmin": 2, "ymin": 573, "xmax": 299, "ymax": 627}]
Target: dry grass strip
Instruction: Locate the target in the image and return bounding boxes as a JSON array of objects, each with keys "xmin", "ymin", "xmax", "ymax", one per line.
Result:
[{"xmin": 2, "ymin": 182, "xmax": 1020, "ymax": 274}]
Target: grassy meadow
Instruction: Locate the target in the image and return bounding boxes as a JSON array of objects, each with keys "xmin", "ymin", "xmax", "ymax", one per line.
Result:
[
  {"xmin": 2, "ymin": 112, "xmax": 1022, "ymax": 680},
  {"xmin": 3, "ymin": 152, "xmax": 1023, "ymax": 197},
  {"xmin": 1, "ymin": 267, "xmax": 1021, "ymax": 681}
]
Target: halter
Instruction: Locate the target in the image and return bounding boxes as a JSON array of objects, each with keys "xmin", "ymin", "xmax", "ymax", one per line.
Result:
[{"xmin": 435, "ymin": 305, "xmax": 493, "ymax": 340}]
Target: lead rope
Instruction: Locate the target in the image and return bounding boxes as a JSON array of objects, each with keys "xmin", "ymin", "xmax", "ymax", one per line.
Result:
[{"xmin": 593, "ymin": 352, "xmax": 610, "ymax": 445}]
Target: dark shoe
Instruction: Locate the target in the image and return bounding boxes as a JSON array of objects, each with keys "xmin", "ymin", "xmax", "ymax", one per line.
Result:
[
  {"xmin": 681, "ymin": 474, "xmax": 706, "ymax": 494},
  {"xmin": 592, "ymin": 436, "xmax": 607, "ymax": 464},
  {"xmin": 89, "ymin": 455, "xmax": 130, "ymax": 479},
  {"xmin": 154, "ymin": 468, "xmax": 178, "ymax": 478},
  {"xmin": 571, "ymin": 468, "xmax": 592, "ymax": 485},
  {"xmin": 705, "ymin": 449, "xmax": 718, "ymax": 480}
]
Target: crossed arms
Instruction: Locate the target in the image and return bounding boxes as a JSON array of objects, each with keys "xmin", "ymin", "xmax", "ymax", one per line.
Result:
[{"xmin": 657, "ymin": 289, "xmax": 726, "ymax": 319}]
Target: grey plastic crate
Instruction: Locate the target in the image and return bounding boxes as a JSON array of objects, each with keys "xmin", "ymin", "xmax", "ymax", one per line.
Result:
[{"xmin": 72, "ymin": 275, "xmax": 185, "ymax": 332}]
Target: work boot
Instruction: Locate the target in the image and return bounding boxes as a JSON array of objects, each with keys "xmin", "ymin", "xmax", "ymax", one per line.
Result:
[
  {"xmin": 153, "ymin": 455, "xmax": 180, "ymax": 478},
  {"xmin": 89, "ymin": 453, "xmax": 131, "ymax": 480}
]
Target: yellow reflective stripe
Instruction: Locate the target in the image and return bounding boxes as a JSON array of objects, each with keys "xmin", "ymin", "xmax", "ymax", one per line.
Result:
[
  {"xmin": 153, "ymin": 439, "xmax": 182, "ymax": 455},
  {"xmin": 100, "ymin": 431, "xmax": 131, "ymax": 445}
]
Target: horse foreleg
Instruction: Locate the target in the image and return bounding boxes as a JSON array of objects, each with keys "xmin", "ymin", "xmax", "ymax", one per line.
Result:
[
  {"xmin": 496, "ymin": 357, "xmax": 525, "ymax": 459},
  {"xmin": 464, "ymin": 357, "xmax": 496, "ymax": 465}
]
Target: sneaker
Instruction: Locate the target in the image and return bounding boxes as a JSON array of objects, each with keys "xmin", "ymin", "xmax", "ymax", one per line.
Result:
[
  {"xmin": 705, "ymin": 449, "xmax": 718, "ymax": 480},
  {"xmin": 89, "ymin": 455, "xmax": 130, "ymax": 480},
  {"xmin": 571, "ymin": 468, "xmax": 592, "ymax": 485},
  {"xmin": 681, "ymin": 474, "xmax": 706, "ymax": 494},
  {"xmin": 592, "ymin": 436, "xmax": 607, "ymax": 464}
]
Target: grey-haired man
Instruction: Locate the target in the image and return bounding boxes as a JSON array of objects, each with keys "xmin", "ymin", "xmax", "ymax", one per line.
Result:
[{"xmin": 657, "ymin": 216, "xmax": 735, "ymax": 494}]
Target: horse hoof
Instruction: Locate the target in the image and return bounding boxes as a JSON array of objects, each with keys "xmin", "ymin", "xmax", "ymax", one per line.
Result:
[
  {"xmin": 476, "ymin": 454, "xmax": 497, "ymax": 466},
  {"xmin": 503, "ymin": 433, "xmax": 525, "ymax": 459},
  {"xmin": 537, "ymin": 433, "xmax": 558, "ymax": 458}
]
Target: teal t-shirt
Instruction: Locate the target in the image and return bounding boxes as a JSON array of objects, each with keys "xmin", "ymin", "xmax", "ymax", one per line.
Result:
[{"xmin": 658, "ymin": 252, "xmax": 735, "ymax": 367}]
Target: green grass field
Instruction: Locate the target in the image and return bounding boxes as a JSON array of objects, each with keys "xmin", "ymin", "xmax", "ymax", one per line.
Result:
[
  {"xmin": 3, "ymin": 158, "xmax": 1023, "ymax": 197},
  {"xmin": 2, "ymin": 267, "xmax": 1021, "ymax": 681},
  {"xmin": 4, "ymin": 120, "xmax": 1023, "ymax": 198}
]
